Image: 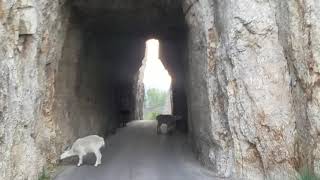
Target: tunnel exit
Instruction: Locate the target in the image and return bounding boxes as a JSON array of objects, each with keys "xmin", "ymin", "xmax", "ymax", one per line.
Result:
[{"xmin": 142, "ymin": 39, "xmax": 172, "ymax": 120}]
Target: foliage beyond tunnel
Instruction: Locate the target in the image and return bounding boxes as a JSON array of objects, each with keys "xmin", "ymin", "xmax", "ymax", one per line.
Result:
[{"xmin": 143, "ymin": 88, "xmax": 171, "ymax": 120}]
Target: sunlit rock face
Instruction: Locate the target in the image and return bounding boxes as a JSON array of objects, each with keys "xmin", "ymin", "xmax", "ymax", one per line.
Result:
[
  {"xmin": 183, "ymin": 0, "xmax": 320, "ymax": 179},
  {"xmin": 0, "ymin": 0, "xmax": 71, "ymax": 179},
  {"xmin": 0, "ymin": 0, "xmax": 319, "ymax": 179}
]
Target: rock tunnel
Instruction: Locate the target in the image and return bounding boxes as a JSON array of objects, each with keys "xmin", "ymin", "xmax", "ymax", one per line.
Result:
[
  {"xmin": 1, "ymin": 0, "xmax": 320, "ymax": 179},
  {"xmin": 53, "ymin": 0, "xmax": 190, "ymax": 136}
]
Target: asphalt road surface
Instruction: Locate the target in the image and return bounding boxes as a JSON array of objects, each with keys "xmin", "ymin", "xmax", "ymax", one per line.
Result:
[{"xmin": 55, "ymin": 120, "xmax": 222, "ymax": 180}]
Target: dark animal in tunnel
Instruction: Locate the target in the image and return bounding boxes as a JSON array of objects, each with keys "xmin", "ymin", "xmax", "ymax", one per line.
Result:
[
  {"xmin": 156, "ymin": 114, "xmax": 182, "ymax": 134},
  {"xmin": 119, "ymin": 110, "xmax": 131, "ymax": 127}
]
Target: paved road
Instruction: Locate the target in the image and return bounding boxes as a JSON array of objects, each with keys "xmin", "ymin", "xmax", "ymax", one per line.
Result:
[{"xmin": 55, "ymin": 120, "xmax": 221, "ymax": 180}]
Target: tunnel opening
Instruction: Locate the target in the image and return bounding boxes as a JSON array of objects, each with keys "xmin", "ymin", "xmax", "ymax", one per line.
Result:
[
  {"xmin": 53, "ymin": 0, "xmax": 190, "ymax": 143},
  {"xmin": 49, "ymin": 0, "xmax": 215, "ymax": 176},
  {"xmin": 142, "ymin": 39, "xmax": 173, "ymax": 120}
]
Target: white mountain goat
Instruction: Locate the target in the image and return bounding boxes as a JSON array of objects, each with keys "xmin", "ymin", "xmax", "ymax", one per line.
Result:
[{"xmin": 60, "ymin": 135, "xmax": 106, "ymax": 167}]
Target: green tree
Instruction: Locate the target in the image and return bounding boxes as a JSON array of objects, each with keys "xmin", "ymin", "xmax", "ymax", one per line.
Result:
[
  {"xmin": 145, "ymin": 88, "xmax": 167, "ymax": 107},
  {"xmin": 143, "ymin": 88, "xmax": 169, "ymax": 119}
]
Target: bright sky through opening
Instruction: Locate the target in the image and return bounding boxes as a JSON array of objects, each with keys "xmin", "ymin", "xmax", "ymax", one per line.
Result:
[{"xmin": 143, "ymin": 39, "xmax": 171, "ymax": 90}]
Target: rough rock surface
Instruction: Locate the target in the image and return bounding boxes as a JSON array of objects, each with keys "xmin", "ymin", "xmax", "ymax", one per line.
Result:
[
  {"xmin": 133, "ymin": 57, "xmax": 146, "ymax": 120},
  {"xmin": 0, "ymin": 0, "xmax": 112, "ymax": 179},
  {"xmin": 0, "ymin": 0, "xmax": 71, "ymax": 179},
  {"xmin": 183, "ymin": 0, "xmax": 320, "ymax": 179}
]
